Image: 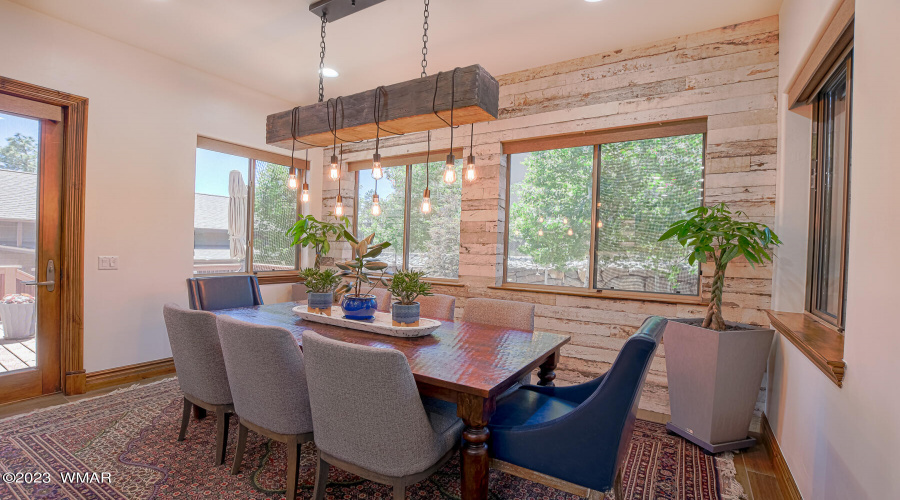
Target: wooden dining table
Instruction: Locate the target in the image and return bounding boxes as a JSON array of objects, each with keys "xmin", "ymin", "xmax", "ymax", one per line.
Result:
[{"xmin": 213, "ymin": 301, "xmax": 570, "ymax": 500}]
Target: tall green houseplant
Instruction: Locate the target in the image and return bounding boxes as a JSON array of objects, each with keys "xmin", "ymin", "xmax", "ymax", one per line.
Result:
[
  {"xmin": 659, "ymin": 203, "xmax": 781, "ymax": 331},
  {"xmin": 287, "ymin": 214, "xmax": 350, "ymax": 269}
]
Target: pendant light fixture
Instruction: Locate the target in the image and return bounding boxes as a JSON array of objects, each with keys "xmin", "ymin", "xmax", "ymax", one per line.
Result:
[
  {"xmin": 288, "ymin": 168, "xmax": 299, "ymax": 190},
  {"xmin": 465, "ymin": 123, "xmax": 476, "ymax": 182},
  {"xmin": 328, "ymin": 97, "xmax": 344, "ymax": 216},
  {"xmin": 372, "ymin": 87, "xmax": 385, "ymax": 180},
  {"xmin": 442, "ymin": 68, "xmax": 459, "ymax": 185},
  {"xmin": 422, "ymin": 130, "xmax": 432, "ymax": 214},
  {"xmin": 567, "ymin": 228, "xmax": 574, "ymax": 236},
  {"xmin": 301, "ymin": 148, "xmax": 310, "ymax": 203},
  {"xmin": 334, "ymin": 144, "xmax": 345, "ymax": 216},
  {"xmin": 538, "ymin": 228, "xmax": 544, "ymax": 236}
]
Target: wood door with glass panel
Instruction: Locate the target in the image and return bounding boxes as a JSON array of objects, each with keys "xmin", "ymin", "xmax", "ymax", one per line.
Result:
[{"xmin": 0, "ymin": 97, "xmax": 63, "ymax": 403}]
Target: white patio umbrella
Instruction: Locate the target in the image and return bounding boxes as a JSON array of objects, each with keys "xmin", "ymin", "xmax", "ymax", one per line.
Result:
[{"xmin": 227, "ymin": 170, "xmax": 248, "ymax": 263}]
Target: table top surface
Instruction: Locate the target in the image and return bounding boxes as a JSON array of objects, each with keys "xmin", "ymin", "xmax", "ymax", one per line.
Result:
[{"xmin": 214, "ymin": 301, "xmax": 570, "ymax": 398}]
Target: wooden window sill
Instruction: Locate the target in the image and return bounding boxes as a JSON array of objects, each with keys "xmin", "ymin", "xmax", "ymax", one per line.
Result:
[
  {"xmin": 766, "ymin": 310, "xmax": 846, "ymax": 387},
  {"xmin": 422, "ymin": 278, "xmax": 465, "ymax": 288},
  {"xmin": 257, "ymin": 274, "xmax": 303, "ymax": 285},
  {"xmin": 489, "ymin": 284, "xmax": 706, "ymax": 306}
]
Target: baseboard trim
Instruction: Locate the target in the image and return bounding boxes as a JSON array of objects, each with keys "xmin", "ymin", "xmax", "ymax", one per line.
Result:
[
  {"xmin": 761, "ymin": 413, "xmax": 803, "ymax": 500},
  {"xmin": 85, "ymin": 358, "xmax": 175, "ymax": 393}
]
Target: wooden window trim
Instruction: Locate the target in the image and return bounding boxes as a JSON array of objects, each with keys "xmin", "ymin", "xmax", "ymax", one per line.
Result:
[
  {"xmin": 502, "ymin": 120, "xmax": 706, "ymax": 302},
  {"xmin": 787, "ymin": 0, "xmax": 854, "ymax": 109},
  {"xmin": 501, "ymin": 118, "xmax": 707, "ymax": 155},
  {"xmin": 0, "ymin": 93, "xmax": 62, "ymax": 122},
  {"xmin": 805, "ymin": 52, "xmax": 852, "ymax": 329},
  {"xmin": 766, "ymin": 310, "xmax": 845, "ymax": 387},
  {"xmin": 348, "ymin": 148, "xmax": 463, "ymax": 172},
  {"xmin": 197, "ymin": 136, "xmax": 307, "ymax": 169}
]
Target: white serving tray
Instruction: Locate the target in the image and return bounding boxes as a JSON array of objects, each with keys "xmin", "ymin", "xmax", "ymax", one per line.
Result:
[{"xmin": 292, "ymin": 305, "xmax": 440, "ymax": 338}]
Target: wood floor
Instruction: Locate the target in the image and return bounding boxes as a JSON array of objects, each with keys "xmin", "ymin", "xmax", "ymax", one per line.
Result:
[
  {"xmin": 0, "ymin": 337, "xmax": 37, "ymax": 372},
  {"xmin": 0, "ymin": 379, "xmax": 791, "ymax": 499}
]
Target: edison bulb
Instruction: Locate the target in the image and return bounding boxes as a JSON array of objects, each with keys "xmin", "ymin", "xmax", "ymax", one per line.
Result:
[
  {"xmin": 465, "ymin": 166, "xmax": 476, "ymax": 181},
  {"xmin": 563, "ymin": 217, "xmax": 568, "ymax": 224},
  {"xmin": 329, "ymin": 154, "xmax": 340, "ymax": 181},
  {"xmin": 567, "ymin": 228, "xmax": 574, "ymax": 236},
  {"xmin": 597, "ymin": 220, "xmax": 603, "ymax": 228},
  {"xmin": 538, "ymin": 229, "xmax": 544, "ymax": 236},
  {"xmin": 301, "ymin": 183, "xmax": 310, "ymax": 203},
  {"xmin": 443, "ymin": 154, "xmax": 456, "ymax": 184},
  {"xmin": 334, "ymin": 195, "xmax": 344, "ymax": 216},
  {"xmin": 371, "ymin": 193, "xmax": 381, "ymax": 216},
  {"xmin": 288, "ymin": 172, "xmax": 298, "ymax": 190},
  {"xmin": 421, "ymin": 188, "xmax": 431, "ymax": 214},
  {"xmin": 538, "ymin": 216, "xmax": 544, "ymax": 223},
  {"xmin": 372, "ymin": 153, "xmax": 383, "ymax": 179}
]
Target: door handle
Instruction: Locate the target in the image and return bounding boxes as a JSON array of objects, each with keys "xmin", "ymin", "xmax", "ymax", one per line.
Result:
[{"xmin": 23, "ymin": 260, "xmax": 55, "ymax": 292}]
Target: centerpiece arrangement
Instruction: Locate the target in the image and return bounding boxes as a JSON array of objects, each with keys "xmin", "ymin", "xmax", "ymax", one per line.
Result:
[
  {"xmin": 335, "ymin": 231, "xmax": 390, "ymax": 321},
  {"xmin": 387, "ymin": 270, "xmax": 433, "ymax": 327},
  {"xmin": 658, "ymin": 203, "xmax": 782, "ymax": 453},
  {"xmin": 299, "ymin": 268, "xmax": 343, "ymax": 316}
]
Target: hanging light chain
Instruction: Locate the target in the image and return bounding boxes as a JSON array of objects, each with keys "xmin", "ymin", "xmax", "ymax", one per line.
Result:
[
  {"xmin": 319, "ymin": 13, "xmax": 327, "ymax": 103},
  {"xmin": 421, "ymin": 0, "xmax": 429, "ymax": 78}
]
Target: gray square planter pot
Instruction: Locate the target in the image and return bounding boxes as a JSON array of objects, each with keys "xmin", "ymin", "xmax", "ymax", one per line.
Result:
[{"xmin": 664, "ymin": 318, "xmax": 774, "ymax": 454}]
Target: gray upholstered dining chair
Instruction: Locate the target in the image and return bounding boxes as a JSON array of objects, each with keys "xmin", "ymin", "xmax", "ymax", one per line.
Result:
[
  {"xmin": 162, "ymin": 303, "xmax": 234, "ymax": 465},
  {"xmin": 216, "ymin": 315, "xmax": 314, "ymax": 500},
  {"xmin": 463, "ymin": 297, "xmax": 536, "ymax": 390},
  {"xmin": 417, "ymin": 293, "xmax": 456, "ymax": 321},
  {"xmin": 186, "ymin": 275, "xmax": 263, "ymax": 311},
  {"xmin": 462, "ymin": 297, "xmax": 535, "ymax": 332},
  {"xmin": 371, "ymin": 287, "xmax": 392, "ymax": 313},
  {"xmin": 302, "ymin": 330, "xmax": 464, "ymax": 500}
]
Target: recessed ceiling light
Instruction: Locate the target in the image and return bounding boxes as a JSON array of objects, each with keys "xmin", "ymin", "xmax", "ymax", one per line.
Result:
[
  {"xmin": 585, "ymin": 0, "xmax": 604, "ymax": 2},
  {"xmin": 320, "ymin": 68, "xmax": 339, "ymax": 78}
]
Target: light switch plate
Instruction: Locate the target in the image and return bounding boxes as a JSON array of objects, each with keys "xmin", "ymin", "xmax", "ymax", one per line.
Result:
[{"xmin": 98, "ymin": 256, "xmax": 118, "ymax": 270}]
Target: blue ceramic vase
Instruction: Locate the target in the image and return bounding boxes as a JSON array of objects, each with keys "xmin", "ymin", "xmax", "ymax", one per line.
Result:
[
  {"xmin": 391, "ymin": 302, "xmax": 420, "ymax": 325},
  {"xmin": 341, "ymin": 294, "xmax": 377, "ymax": 320}
]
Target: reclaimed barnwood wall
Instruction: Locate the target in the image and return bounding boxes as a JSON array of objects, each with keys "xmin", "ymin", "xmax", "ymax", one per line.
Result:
[{"xmin": 320, "ymin": 16, "xmax": 779, "ymax": 413}]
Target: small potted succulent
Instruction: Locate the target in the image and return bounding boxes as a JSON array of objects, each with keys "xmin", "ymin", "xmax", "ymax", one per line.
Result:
[
  {"xmin": 335, "ymin": 231, "xmax": 390, "ymax": 321},
  {"xmin": 387, "ymin": 271, "xmax": 433, "ymax": 327},
  {"xmin": 0, "ymin": 293, "xmax": 36, "ymax": 340},
  {"xmin": 658, "ymin": 203, "xmax": 782, "ymax": 453},
  {"xmin": 300, "ymin": 268, "xmax": 342, "ymax": 316}
]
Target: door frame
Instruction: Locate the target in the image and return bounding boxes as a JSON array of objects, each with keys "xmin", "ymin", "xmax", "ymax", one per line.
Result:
[{"xmin": 0, "ymin": 77, "xmax": 88, "ymax": 396}]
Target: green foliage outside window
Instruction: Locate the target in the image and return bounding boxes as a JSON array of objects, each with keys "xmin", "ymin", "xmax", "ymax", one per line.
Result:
[{"xmin": 0, "ymin": 133, "xmax": 38, "ymax": 172}]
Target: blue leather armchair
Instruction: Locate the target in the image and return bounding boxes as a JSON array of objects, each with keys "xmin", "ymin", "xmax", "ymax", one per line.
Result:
[
  {"xmin": 488, "ymin": 316, "xmax": 667, "ymax": 498},
  {"xmin": 186, "ymin": 275, "xmax": 263, "ymax": 311}
]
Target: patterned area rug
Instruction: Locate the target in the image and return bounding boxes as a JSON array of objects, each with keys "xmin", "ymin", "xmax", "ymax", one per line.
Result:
[{"xmin": 0, "ymin": 378, "xmax": 744, "ymax": 499}]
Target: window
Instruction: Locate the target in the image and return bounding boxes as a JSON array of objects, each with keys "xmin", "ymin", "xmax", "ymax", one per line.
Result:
[
  {"xmin": 354, "ymin": 155, "xmax": 462, "ymax": 279},
  {"xmin": 193, "ymin": 137, "xmax": 303, "ymax": 276},
  {"xmin": 505, "ymin": 124, "xmax": 705, "ymax": 297},
  {"xmin": 808, "ymin": 52, "xmax": 852, "ymax": 328}
]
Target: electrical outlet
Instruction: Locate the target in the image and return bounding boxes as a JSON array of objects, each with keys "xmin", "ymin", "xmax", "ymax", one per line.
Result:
[{"xmin": 98, "ymin": 256, "xmax": 119, "ymax": 270}]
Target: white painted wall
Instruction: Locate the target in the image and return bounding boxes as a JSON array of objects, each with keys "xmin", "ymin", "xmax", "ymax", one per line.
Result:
[
  {"xmin": 770, "ymin": 0, "xmax": 900, "ymax": 497},
  {"xmin": 0, "ymin": 0, "xmax": 320, "ymax": 371}
]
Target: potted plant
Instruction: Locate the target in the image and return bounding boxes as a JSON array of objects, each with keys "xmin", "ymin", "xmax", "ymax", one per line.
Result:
[
  {"xmin": 387, "ymin": 271, "xmax": 433, "ymax": 327},
  {"xmin": 300, "ymin": 268, "xmax": 342, "ymax": 316},
  {"xmin": 287, "ymin": 214, "xmax": 350, "ymax": 269},
  {"xmin": 335, "ymin": 232, "xmax": 390, "ymax": 321},
  {"xmin": 658, "ymin": 203, "xmax": 782, "ymax": 453},
  {"xmin": 0, "ymin": 293, "xmax": 36, "ymax": 340}
]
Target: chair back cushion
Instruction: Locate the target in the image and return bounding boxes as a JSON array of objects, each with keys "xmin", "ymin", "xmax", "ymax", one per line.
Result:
[
  {"xmin": 417, "ymin": 294, "xmax": 456, "ymax": 321},
  {"xmin": 462, "ymin": 298, "xmax": 534, "ymax": 332},
  {"xmin": 186, "ymin": 275, "xmax": 263, "ymax": 311},
  {"xmin": 370, "ymin": 287, "xmax": 392, "ymax": 312},
  {"xmin": 215, "ymin": 315, "xmax": 313, "ymax": 435},
  {"xmin": 301, "ymin": 330, "xmax": 444, "ymax": 477},
  {"xmin": 163, "ymin": 304, "xmax": 232, "ymax": 405}
]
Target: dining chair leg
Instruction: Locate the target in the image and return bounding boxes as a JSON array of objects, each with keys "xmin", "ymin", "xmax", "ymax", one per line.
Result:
[
  {"xmin": 214, "ymin": 407, "xmax": 230, "ymax": 465},
  {"xmin": 286, "ymin": 437, "xmax": 301, "ymax": 500},
  {"xmin": 178, "ymin": 397, "xmax": 191, "ymax": 441},
  {"xmin": 313, "ymin": 454, "xmax": 329, "ymax": 500},
  {"xmin": 231, "ymin": 422, "xmax": 248, "ymax": 475}
]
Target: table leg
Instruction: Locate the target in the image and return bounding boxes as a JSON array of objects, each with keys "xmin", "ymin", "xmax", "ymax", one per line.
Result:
[
  {"xmin": 537, "ymin": 351, "xmax": 559, "ymax": 386},
  {"xmin": 457, "ymin": 394, "xmax": 496, "ymax": 500}
]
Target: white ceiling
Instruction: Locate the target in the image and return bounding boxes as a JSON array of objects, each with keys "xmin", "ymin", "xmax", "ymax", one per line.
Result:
[{"xmin": 11, "ymin": 0, "xmax": 781, "ymax": 104}]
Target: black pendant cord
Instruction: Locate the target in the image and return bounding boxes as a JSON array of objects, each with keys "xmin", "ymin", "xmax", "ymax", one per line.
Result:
[
  {"xmin": 304, "ymin": 148, "xmax": 309, "ymax": 185},
  {"xmin": 425, "ymin": 130, "xmax": 431, "ymax": 189},
  {"xmin": 372, "ymin": 86, "xmax": 405, "ymax": 147},
  {"xmin": 469, "ymin": 123, "xmax": 474, "ymax": 152},
  {"xmin": 319, "ymin": 13, "xmax": 327, "ymax": 103},
  {"xmin": 326, "ymin": 96, "xmax": 366, "ymax": 146},
  {"xmin": 432, "ymin": 68, "xmax": 461, "ymax": 131}
]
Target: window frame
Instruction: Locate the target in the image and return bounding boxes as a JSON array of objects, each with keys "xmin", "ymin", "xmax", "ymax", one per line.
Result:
[
  {"xmin": 805, "ymin": 50, "xmax": 853, "ymax": 329},
  {"xmin": 194, "ymin": 137, "xmax": 308, "ymax": 283},
  {"xmin": 352, "ymin": 152, "xmax": 464, "ymax": 284},
  {"xmin": 501, "ymin": 121, "xmax": 707, "ymax": 302}
]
